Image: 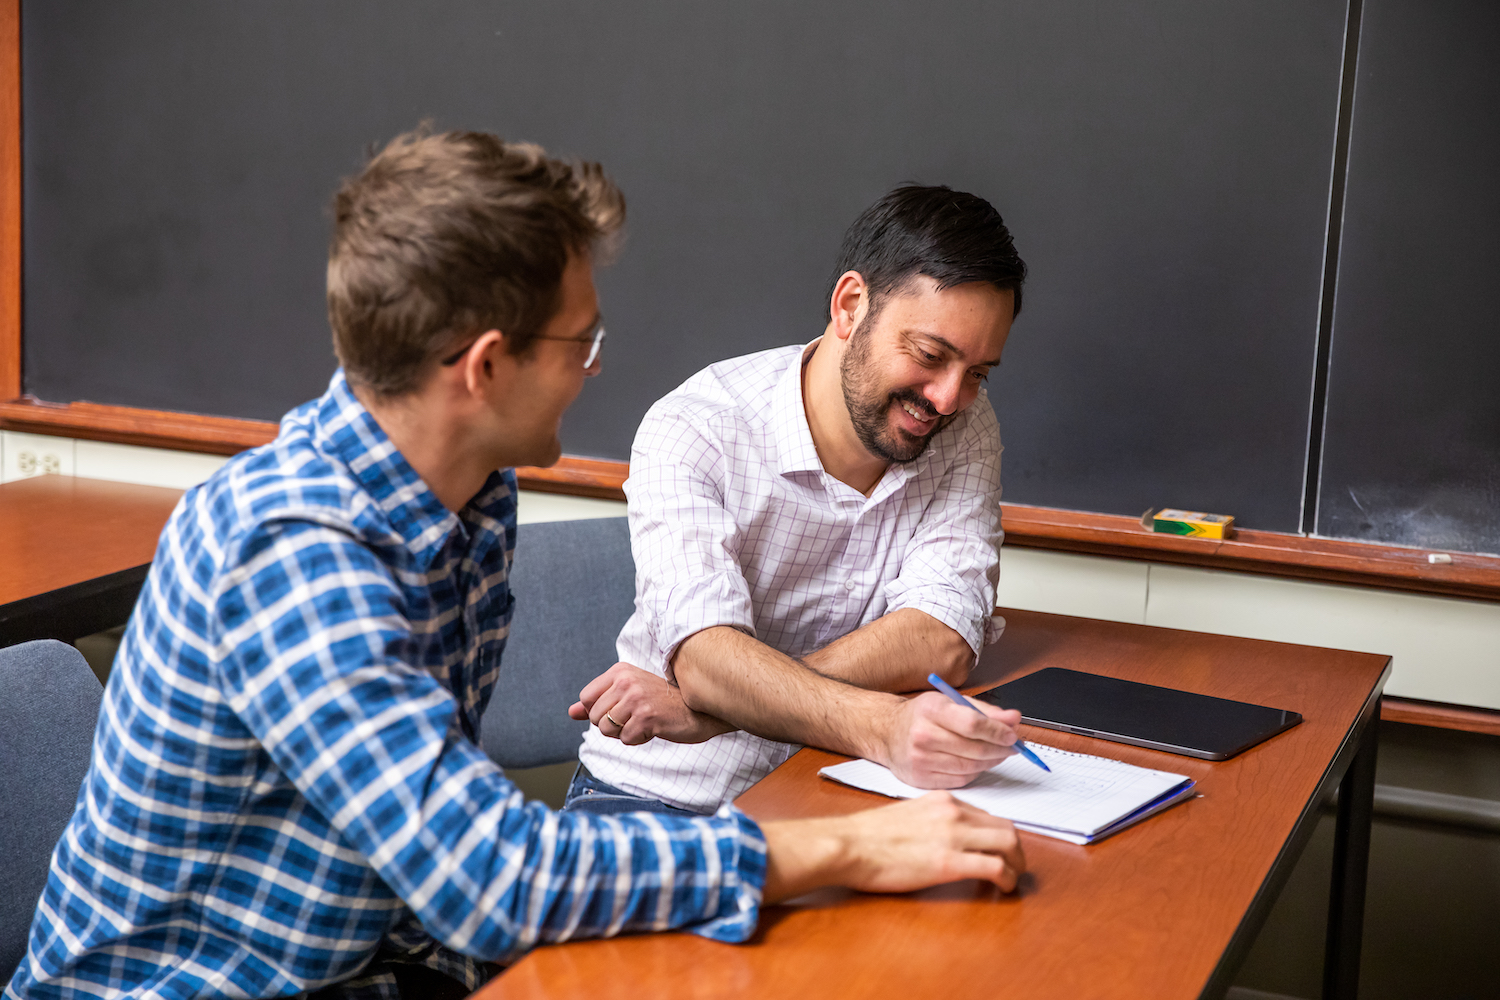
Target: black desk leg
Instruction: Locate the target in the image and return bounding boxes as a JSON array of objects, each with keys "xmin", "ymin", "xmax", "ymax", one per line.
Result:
[{"xmin": 1323, "ymin": 714, "xmax": 1378, "ymax": 1000}]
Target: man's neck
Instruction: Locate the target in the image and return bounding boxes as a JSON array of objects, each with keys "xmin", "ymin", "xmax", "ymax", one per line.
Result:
[
  {"xmin": 354, "ymin": 384, "xmax": 495, "ymax": 514},
  {"xmin": 801, "ymin": 333, "xmax": 890, "ymax": 496}
]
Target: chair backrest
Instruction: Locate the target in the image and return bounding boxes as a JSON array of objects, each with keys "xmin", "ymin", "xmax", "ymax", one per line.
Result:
[
  {"xmin": 0, "ymin": 640, "xmax": 103, "ymax": 984},
  {"xmin": 481, "ymin": 517, "xmax": 636, "ymax": 770}
]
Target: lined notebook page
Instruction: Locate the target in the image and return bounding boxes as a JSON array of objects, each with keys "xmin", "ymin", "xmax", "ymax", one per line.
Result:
[{"xmin": 820, "ymin": 743, "xmax": 1193, "ymax": 842}]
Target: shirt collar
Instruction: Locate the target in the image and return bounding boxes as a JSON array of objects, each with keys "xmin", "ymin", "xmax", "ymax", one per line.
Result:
[
  {"xmin": 771, "ymin": 339, "xmax": 827, "ymax": 477},
  {"xmin": 312, "ymin": 369, "xmax": 463, "ymax": 567},
  {"xmin": 870, "ymin": 404, "xmax": 951, "ymax": 504},
  {"xmin": 769, "ymin": 338, "xmax": 939, "ymax": 503}
]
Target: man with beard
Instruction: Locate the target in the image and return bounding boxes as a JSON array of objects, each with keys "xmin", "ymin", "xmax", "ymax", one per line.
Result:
[{"xmin": 567, "ymin": 185, "xmax": 1028, "ymax": 816}]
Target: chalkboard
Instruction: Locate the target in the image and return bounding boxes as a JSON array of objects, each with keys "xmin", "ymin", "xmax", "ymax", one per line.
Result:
[
  {"xmin": 1315, "ymin": 0, "xmax": 1500, "ymax": 556},
  {"xmin": 24, "ymin": 1, "xmax": 1353, "ymax": 535}
]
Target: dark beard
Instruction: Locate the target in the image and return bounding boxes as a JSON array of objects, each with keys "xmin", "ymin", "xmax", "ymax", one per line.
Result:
[{"xmin": 839, "ymin": 326, "xmax": 955, "ymax": 464}]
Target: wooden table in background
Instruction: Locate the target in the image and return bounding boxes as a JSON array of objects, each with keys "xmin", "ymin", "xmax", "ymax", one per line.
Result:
[
  {"xmin": 485, "ymin": 609, "xmax": 1390, "ymax": 1000},
  {"xmin": 0, "ymin": 476, "xmax": 181, "ymax": 645}
]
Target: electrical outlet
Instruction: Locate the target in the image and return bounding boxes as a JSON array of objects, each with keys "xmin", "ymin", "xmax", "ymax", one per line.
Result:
[
  {"xmin": 16, "ymin": 448, "xmax": 67, "ymax": 476},
  {"xmin": 1, "ymin": 432, "xmax": 76, "ymax": 482},
  {"xmin": 16, "ymin": 450, "xmax": 65, "ymax": 475}
]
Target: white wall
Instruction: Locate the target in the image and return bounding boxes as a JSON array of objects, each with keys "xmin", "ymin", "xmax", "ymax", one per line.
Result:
[
  {"xmin": 997, "ymin": 547, "xmax": 1500, "ymax": 711},
  {"xmin": 1, "ymin": 431, "xmax": 77, "ymax": 480},
  {"xmin": 1145, "ymin": 565, "xmax": 1500, "ymax": 708},
  {"xmin": 2, "ymin": 432, "xmax": 227, "ymax": 488},
  {"xmin": 515, "ymin": 490, "xmax": 626, "ymax": 524},
  {"xmin": 996, "ymin": 546, "xmax": 1148, "ymax": 624},
  {"xmin": 1, "ymin": 430, "xmax": 627, "ymax": 519},
  {"xmin": 7, "ymin": 430, "xmax": 1496, "ymax": 709}
]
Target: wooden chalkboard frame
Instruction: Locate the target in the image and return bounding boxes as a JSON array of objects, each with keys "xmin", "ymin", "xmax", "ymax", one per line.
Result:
[
  {"xmin": 1, "ymin": 0, "xmax": 1496, "ymax": 603},
  {"xmin": 1, "ymin": 0, "xmax": 17, "ymax": 405}
]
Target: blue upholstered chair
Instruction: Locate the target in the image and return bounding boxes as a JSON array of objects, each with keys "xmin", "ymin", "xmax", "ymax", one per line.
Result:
[
  {"xmin": 480, "ymin": 517, "xmax": 637, "ymax": 770},
  {"xmin": 0, "ymin": 640, "xmax": 103, "ymax": 984}
]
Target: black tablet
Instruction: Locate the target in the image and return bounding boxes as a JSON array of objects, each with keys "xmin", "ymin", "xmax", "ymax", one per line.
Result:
[{"xmin": 976, "ymin": 668, "xmax": 1302, "ymax": 761}]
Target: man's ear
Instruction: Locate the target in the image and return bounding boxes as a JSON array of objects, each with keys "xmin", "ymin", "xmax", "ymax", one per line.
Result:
[
  {"xmin": 829, "ymin": 271, "xmax": 868, "ymax": 343},
  {"xmin": 460, "ymin": 330, "xmax": 512, "ymax": 397}
]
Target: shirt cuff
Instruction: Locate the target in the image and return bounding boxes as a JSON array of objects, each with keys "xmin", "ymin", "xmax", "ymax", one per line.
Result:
[
  {"xmin": 984, "ymin": 614, "xmax": 1006, "ymax": 646},
  {"xmin": 887, "ymin": 590, "xmax": 992, "ymax": 658},
  {"xmin": 648, "ymin": 572, "xmax": 757, "ymax": 676},
  {"xmin": 685, "ymin": 806, "xmax": 768, "ymax": 944}
]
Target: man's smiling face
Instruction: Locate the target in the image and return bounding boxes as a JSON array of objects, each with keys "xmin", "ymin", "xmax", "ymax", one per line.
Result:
[{"xmin": 839, "ymin": 275, "xmax": 1015, "ymax": 463}]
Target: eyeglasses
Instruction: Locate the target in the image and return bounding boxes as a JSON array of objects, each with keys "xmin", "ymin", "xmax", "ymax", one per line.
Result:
[
  {"xmin": 545, "ymin": 318, "xmax": 606, "ymax": 369},
  {"xmin": 440, "ymin": 316, "xmax": 606, "ymax": 370}
]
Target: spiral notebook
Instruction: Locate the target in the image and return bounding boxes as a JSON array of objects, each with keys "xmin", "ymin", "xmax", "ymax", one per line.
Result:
[{"xmin": 819, "ymin": 743, "xmax": 1196, "ymax": 845}]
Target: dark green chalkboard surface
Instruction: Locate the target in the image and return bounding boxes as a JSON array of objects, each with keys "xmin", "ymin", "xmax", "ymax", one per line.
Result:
[
  {"xmin": 22, "ymin": 1, "xmax": 1494, "ymax": 552},
  {"xmin": 1315, "ymin": 0, "xmax": 1500, "ymax": 555}
]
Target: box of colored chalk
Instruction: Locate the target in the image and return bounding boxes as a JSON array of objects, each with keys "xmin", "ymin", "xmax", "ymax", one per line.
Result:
[{"xmin": 1151, "ymin": 508, "xmax": 1235, "ymax": 539}]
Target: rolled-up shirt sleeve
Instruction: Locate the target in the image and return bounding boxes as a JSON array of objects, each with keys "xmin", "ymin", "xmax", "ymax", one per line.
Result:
[
  {"xmin": 882, "ymin": 400, "xmax": 1005, "ymax": 656},
  {"xmin": 625, "ymin": 402, "xmax": 758, "ymax": 677},
  {"xmin": 212, "ymin": 518, "xmax": 767, "ymax": 965}
]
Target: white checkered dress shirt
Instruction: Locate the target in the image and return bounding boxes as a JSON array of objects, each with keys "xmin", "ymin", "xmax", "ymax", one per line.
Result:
[{"xmin": 579, "ymin": 341, "xmax": 1005, "ymax": 813}]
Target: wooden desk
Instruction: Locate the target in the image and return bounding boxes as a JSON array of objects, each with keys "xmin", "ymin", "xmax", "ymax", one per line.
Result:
[
  {"xmin": 484, "ymin": 610, "xmax": 1390, "ymax": 1000},
  {"xmin": 0, "ymin": 476, "xmax": 181, "ymax": 645}
]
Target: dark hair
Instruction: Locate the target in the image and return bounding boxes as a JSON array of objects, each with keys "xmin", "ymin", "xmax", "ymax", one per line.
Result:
[
  {"xmin": 828, "ymin": 184, "xmax": 1026, "ymax": 319},
  {"xmin": 328, "ymin": 128, "xmax": 624, "ymax": 397}
]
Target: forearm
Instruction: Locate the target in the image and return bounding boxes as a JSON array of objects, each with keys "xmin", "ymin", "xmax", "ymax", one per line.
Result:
[
  {"xmin": 321, "ymin": 736, "xmax": 767, "ymax": 959},
  {"xmin": 802, "ymin": 608, "xmax": 976, "ymax": 691},
  {"xmin": 673, "ymin": 626, "xmax": 899, "ymax": 760},
  {"xmin": 499, "ymin": 805, "xmax": 768, "ymax": 953},
  {"xmin": 760, "ymin": 816, "xmax": 853, "ymax": 903}
]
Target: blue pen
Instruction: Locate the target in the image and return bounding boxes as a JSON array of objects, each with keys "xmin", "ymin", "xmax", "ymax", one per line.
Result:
[{"xmin": 926, "ymin": 672, "xmax": 1051, "ymax": 773}]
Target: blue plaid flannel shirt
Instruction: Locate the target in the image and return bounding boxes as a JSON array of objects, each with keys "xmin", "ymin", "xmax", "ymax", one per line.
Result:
[{"xmin": 7, "ymin": 371, "xmax": 767, "ymax": 1000}]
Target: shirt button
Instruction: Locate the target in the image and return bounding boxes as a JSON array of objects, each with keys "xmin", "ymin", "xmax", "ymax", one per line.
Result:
[{"xmin": 843, "ymin": 578, "xmax": 856, "ymax": 590}]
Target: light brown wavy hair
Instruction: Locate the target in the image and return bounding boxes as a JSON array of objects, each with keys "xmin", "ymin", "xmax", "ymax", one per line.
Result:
[{"xmin": 327, "ymin": 128, "xmax": 624, "ymax": 397}]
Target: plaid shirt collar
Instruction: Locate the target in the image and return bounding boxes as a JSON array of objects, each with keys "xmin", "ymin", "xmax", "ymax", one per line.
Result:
[{"xmin": 306, "ymin": 370, "xmax": 475, "ymax": 572}]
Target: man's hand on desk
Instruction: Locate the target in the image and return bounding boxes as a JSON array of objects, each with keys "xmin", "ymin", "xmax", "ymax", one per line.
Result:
[
  {"xmin": 569, "ymin": 662, "xmax": 737, "ymax": 745},
  {"xmin": 878, "ymin": 692, "xmax": 1022, "ymax": 790},
  {"xmin": 760, "ymin": 792, "xmax": 1027, "ymax": 902}
]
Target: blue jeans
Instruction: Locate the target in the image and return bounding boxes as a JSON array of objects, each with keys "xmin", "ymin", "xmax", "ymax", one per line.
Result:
[{"xmin": 561, "ymin": 765, "xmax": 704, "ymax": 818}]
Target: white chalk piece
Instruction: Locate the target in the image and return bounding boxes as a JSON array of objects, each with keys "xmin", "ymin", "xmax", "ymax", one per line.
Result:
[{"xmin": 1428, "ymin": 553, "xmax": 1453, "ymax": 564}]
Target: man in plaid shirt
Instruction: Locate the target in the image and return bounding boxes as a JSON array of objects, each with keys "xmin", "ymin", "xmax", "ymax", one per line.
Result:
[{"xmin": 8, "ymin": 131, "xmax": 1024, "ymax": 1000}]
